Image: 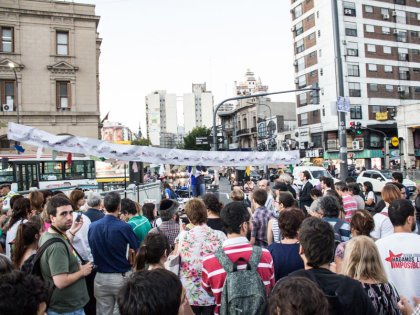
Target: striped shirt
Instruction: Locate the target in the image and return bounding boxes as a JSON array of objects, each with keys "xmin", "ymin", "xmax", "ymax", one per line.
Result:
[
  {"xmin": 201, "ymin": 237, "xmax": 275, "ymax": 315},
  {"xmin": 342, "ymin": 193, "xmax": 358, "ymax": 223}
]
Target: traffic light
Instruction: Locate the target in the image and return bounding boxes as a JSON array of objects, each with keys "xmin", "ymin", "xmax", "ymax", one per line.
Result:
[
  {"xmin": 349, "ymin": 121, "xmax": 356, "ymax": 134},
  {"xmin": 311, "ymin": 83, "xmax": 320, "ymax": 104},
  {"xmin": 355, "ymin": 122, "xmax": 362, "ymax": 135}
]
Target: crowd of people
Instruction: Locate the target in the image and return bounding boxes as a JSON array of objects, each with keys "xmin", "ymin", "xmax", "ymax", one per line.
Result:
[{"xmin": 0, "ymin": 169, "xmax": 419, "ymax": 315}]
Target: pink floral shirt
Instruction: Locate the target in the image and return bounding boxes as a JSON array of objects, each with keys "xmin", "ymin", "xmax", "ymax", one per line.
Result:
[{"xmin": 177, "ymin": 225, "xmax": 226, "ymax": 306}]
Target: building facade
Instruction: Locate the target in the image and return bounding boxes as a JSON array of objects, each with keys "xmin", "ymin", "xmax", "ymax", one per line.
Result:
[
  {"xmin": 145, "ymin": 90, "xmax": 177, "ymax": 147},
  {"xmin": 0, "ymin": 0, "xmax": 101, "ymax": 153},
  {"xmin": 218, "ymin": 70, "xmax": 297, "ymax": 150},
  {"xmin": 183, "ymin": 83, "xmax": 214, "ymax": 134},
  {"xmin": 291, "ymin": 0, "xmax": 420, "ymax": 169}
]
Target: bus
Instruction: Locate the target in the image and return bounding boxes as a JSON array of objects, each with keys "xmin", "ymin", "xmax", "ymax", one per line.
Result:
[{"xmin": 0, "ymin": 155, "xmax": 97, "ymax": 192}]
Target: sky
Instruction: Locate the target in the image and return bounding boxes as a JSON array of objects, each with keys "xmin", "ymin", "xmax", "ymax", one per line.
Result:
[{"xmin": 76, "ymin": 0, "xmax": 295, "ymax": 134}]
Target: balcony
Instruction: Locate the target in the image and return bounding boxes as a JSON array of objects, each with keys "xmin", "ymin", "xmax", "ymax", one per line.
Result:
[
  {"xmin": 251, "ymin": 127, "xmax": 257, "ymax": 133},
  {"xmin": 236, "ymin": 128, "xmax": 250, "ymax": 136}
]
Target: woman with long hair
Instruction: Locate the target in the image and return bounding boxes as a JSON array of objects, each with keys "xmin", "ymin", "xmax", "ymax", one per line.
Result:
[
  {"xmin": 5, "ymin": 198, "xmax": 30, "ymax": 258},
  {"xmin": 142, "ymin": 203, "xmax": 161, "ymax": 228},
  {"xmin": 28, "ymin": 191, "xmax": 44, "ymax": 216},
  {"xmin": 163, "ymin": 182, "xmax": 177, "ymax": 199},
  {"xmin": 12, "ymin": 221, "xmax": 41, "ymax": 269},
  {"xmin": 135, "ymin": 233, "xmax": 171, "ymax": 271},
  {"xmin": 69, "ymin": 189, "xmax": 85, "ymax": 210},
  {"xmin": 341, "ymin": 236, "xmax": 402, "ymax": 315},
  {"xmin": 363, "ymin": 181, "xmax": 376, "ymax": 210},
  {"xmin": 202, "ymin": 193, "xmax": 224, "ymax": 232},
  {"xmin": 371, "ymin": 184, "xmax": 401, "ymax": 239}
]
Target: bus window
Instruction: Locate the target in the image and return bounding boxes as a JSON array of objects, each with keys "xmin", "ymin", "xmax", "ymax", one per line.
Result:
[
  {"xmin": 65, "ymin": 161, "xmax": 85, "ymax": 180},
  {"xmin": 0, "ymin": 163, "xmax": 14, "ymax": 183},
  {"xmin": 40, "ymin": 161, "xmax": 63, "ymax": 180},
  {"xmin": 86, "ymin": 160, "xmax": 95, "ymax": 179}
]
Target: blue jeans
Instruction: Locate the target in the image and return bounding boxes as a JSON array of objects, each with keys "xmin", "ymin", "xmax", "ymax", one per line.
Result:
[
  {"xmin": 198, "ymin": 183, "xmax": 206, "ymax": 197},
  {"xmin": 47, "ymin": 309, "xmax": 85, "ymax": 315},
  {"xmin": 191, "ymin": 184, "xmax": 197, "ymax": 197}
]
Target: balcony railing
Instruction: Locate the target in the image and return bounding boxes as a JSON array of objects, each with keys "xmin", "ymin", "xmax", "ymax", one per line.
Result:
[{"xmin": 236, "ymin": 128, "xmax": 250, "ymax": 136}]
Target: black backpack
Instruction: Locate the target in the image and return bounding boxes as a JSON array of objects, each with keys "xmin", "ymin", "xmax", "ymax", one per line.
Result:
[{"xmin": 22, "ymin": 237, "xmax": 70, "ymax": 305}]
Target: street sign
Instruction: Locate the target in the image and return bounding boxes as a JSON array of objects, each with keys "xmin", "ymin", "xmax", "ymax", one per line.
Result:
[
  {"xmin": 337, "ymin": 96, "xmax": 350, "ymax": 113},
  {"xmin": 391, "ymin": 137, "xmax": 399, "ymax": 147},
  {"xmin": 207, "ymin": 136, "xmax": 224, "ymax": 143},
  {"xmin": 196, "ymin": 137, "xmax": 209, "ymax": 145}
]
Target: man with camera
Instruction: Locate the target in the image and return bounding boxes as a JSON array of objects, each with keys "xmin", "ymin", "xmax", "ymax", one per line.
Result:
[{"xmin": 39, "ymin": 194, "xmax": 93, "ymax": 315}]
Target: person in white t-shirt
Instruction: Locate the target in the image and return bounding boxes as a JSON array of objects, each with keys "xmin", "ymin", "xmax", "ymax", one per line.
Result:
[
  {"xmin": 376, "ymin": 199, "xmax": 420, "ymax": 302},
  {"xmin": 371, "ymin": 184, "xmax": 401, "ymax": 239}
]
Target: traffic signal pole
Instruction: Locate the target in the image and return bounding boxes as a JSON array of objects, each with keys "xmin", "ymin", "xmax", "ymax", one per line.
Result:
[
  {"xmin": 332, "ymin": 0, "xmax": 348, "ymax": 180},
  {"xmin": 212, "ymin": 87, "xmax": 319, "ymax": 151}
]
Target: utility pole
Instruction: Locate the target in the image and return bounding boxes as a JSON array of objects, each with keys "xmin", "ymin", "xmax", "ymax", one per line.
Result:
[{"xmin": 332, "ymin": 0, "xmax": 348, "ymax": 180}]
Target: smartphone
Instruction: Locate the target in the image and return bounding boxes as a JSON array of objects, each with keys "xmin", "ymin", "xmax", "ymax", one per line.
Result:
[{"xmin": 76, "ymin": 213, "xmax": 82, "ymax": 223}]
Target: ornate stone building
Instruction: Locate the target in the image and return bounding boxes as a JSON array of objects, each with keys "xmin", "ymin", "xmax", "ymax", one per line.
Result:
[{"xmin": 0, "ymin": 0, "xmax": 101, "ymax": 153}]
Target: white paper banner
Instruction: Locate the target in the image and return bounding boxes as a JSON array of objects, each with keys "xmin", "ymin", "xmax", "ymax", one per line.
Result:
[{"xmin": 7, "ymin": 123, "xmax": 300, "ymax": 166}]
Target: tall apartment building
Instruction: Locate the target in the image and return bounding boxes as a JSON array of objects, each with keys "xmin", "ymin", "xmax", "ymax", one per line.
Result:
[
  {"xmin": 183, "ymin": 83, "xmax": 213, "ymax": 134},
  {"xmin": 291, "ymin": 0, "xmax": 420, "ymax": 168},
  {"xmin": 0, "ymin": 0, "xmax": 101, "ymax": 153},
  {"xmin": 145, "ymin": 90, "xmax": 177, "ymax": 147}
]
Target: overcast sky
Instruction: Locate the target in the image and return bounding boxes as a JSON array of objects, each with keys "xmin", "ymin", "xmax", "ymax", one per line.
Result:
[{"xmin": 76, "ymin": 0, "xmax": 294, "ymax": 133}]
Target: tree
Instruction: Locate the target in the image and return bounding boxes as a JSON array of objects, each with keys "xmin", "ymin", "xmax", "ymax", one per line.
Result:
[
  {"xmin": 182, "ymin": 126, "xmax": 211, "ymax": 150},
  {"xmin": 132, "ymin": 138, "xmax": 152, "ymax": 146}
]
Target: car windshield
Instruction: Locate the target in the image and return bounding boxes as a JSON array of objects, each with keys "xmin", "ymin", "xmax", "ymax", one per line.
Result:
[{"xmin": 311, "ymin": 170, "xmax": 332, "ymax": 179}]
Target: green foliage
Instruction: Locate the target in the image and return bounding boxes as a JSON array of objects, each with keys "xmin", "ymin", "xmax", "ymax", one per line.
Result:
[
  {"xmin": 132, "ymin": 138, "xmax": 152, "ymax": 146},
  {"xmin": 182, "ymin": 126, "xmax": 211, "ymax": 150}
]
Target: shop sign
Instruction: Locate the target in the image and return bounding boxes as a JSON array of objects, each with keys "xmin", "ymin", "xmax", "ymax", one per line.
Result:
[
  {"xmin": 305, "ymin": 149, "xmax": 324, "ymax": 158},
  {"xmin": 375, "ymin": 112, "xmax": 388, "ymax": 121}
]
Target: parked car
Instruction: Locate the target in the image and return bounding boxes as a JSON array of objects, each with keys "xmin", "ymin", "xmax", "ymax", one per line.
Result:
[
  {"xmin": 356, "ymin": 170, "xmax": 416, "ymax": 194},
  {"xmin": 204, "ymin": 168, "xmax": 215, "ymax": 184},
  {"xmin": 293, "ymin": 166, "xmax": 335, "ymax": 188}
]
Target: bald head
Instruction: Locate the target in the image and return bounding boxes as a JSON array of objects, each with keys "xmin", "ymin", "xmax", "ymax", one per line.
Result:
[{"xmin": 258, "ymin": 179, "xmax": 270, "ymax": 192}]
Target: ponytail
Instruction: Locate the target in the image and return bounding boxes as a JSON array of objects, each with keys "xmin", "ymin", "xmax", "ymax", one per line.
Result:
[
  {"xmin": 12, "ymin": 222, "xmax": 39, "ymax": 268},
  {"xmin": 135, "ymin": 245, "xmax": 147, "ymax": 271}
]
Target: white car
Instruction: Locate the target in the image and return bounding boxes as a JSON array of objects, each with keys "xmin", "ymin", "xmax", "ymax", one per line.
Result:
[
  {"xmin": 356, "ymin": 170, "xmax": 416, "ymax": 194},
  {"xmin": 293, "ymin": 166, "xmax": 335, "ymax": 188}
]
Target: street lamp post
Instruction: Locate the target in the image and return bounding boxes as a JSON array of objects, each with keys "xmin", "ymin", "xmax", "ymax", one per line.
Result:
[{"xmin": 212, "ymin": 87, "xmax": 319, "ymax": 151}]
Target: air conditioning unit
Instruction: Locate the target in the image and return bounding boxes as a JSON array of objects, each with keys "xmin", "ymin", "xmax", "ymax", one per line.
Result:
[
  {"xmin": 60, "ymin": 97, "xmax": 69, "ymax": 108},
  {"xmin": 397, "ymin": 86, "xmax": 405, "ymax": 92},
  {"xmin": 291, "ymin": 26, "xmax": 296, "ymax": 32},
  {"xmin": 2, "ymin": 104, "xmax": 13, "ymax": 112},
  {"xmin": 383, "ymin": 13, "xmax": 390, "ymax": 20},
  {"xmin": 293, "ymin": 60, "xmax": 298, "ymax": 66},
  {"xmin": 392, "ymin": 10, "xmax": 397, "ymax": 16},
  {"xmin": 327, "ymin": 139, "xmax": 338, "ymax": 149},
  {"xmin": 393, "ymin": 29, "xmax": 399, "ymax": 34},
  {"xmin": 352, "ymin": 140, "xmax": 360, "ymax": 150}
]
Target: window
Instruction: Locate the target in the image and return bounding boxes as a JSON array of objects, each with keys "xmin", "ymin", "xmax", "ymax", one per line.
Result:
[
  {"xmin": 364, "ymin": 6, "xmax": 373, "ymax": 13},
  {"xmin": 0, "ymin": 80, "xmax": 15, "ymax": 111},
  {"xmin": 367, "ymin": 44, "xmax": 376, "ymax": 52},
  {"xmin": 343, "ymin": 2, "xmax": 356, "ymax": 16},
  {"xmin": 347, "ymin": 42, "xmax": 358, "ymax": 56},
  {"xmin": 396, "ymin": 30, "xmax": 407, "ymax": 43},
  {"xmin": 381, "ymin": 8, "xmax": 389, "ymax": 16},
  {"xmin": 300, "ymin": 113, "xmax": 308, "ymax": 126},
  {"xmin": 56, "ymin": 81, "xmax": 70, "ymax": 109},
  {"xmin": 398, "ymin": 48, "xmax": 409, "ymax": 61},
  {"xmin": 56, "ymin": 31, "xmax": 69, "ymax": 55},
  {"xmin": 412, "ymin": 49, "xmax": 420, "ymax": 55},
  {"xmin": 294, "ymin": 4, "xmax": 302, "ymax": 19},
  {"xmin": 385, "ymin": 85, "xmax": 394, "ymax": 92},
  {"xmin": 298, "ymin": 75, "xmax": 306, "ymax": 88},
  {"xmin": 0, "ymin": 27, "xmax": 13, "ymax": 53},
  {"xmin": 366, "ymin": 25, "xmax": 375, "ymax": 33},
  {"xmin": 368, "ymin": 64, "xmax": 377, "ymax": 72},
  {"xmin": 310, "ymin": 70, "xmax": 317, "ymax": 77},
  {"xmin": 295, "ymin": 21, "xmax": 303, "ymax": 36},
  {"xmin": 345, "ymin": 22, "xmax": 357, "ymax": 36},
  {"xmin": 399, "ymin": 67, "xmax": 410, "ymax": 80},
  {"xmin": 297, "ymin": 57, "xmax": 305, "ymax": 72},
  {"xmin": 369, "ymin": 83, "xmax": 378, "ymax": 92},
  {"xmin": 347, "ymin": 63, "xmax": 360, "ymax": 77},
  {"xmin": 309, "ymin": 51, "xmax": 317, "ymax": 58},
  {"xmin": 395, "ymin": 10, "xmax": 406, "ymax": 24},
  {"xmin": 308, "ymin": 32, "xmax": 315, "ymax": 40},
  {"xmin": 296, "ymin": 39, "xmax": 304, "ymax": 53},
  {"xmin": 350, "ymin": 105, "xmax": 362, "ymax": 119},
  {"xmin": 349, "ymin": 82, "xmax": 361, "ymax": 97},
  {"xmin": 383, "ymin": 46, "xmax": 392, "ymax": 54},
  {"xmin": 299, "ymin": 93, "xmax": 308, "ymax": 106},
  {"xmin": 382, "ymin": 27, "xmax": 391, "ymax": 35},
  {"xmin": 384, "ymin": 65, "xmax": 393, "ymax": 73}
]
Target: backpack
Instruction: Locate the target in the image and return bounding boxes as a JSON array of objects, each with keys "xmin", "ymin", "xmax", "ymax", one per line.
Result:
[
  {"xmin": 214, "ymin": 246, "xmax": 266, "ymax": 315},
  {"xmin": 21, "ymin": 237, "xmax": 70, "ymax": 305},
  {"xmin": 332, "ymin": 220, "xmax": 345, "ymax": 244}
]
